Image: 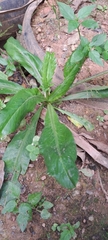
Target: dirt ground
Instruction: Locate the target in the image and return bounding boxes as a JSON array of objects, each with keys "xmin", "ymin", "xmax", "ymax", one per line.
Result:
[{"xmin": 0, "ymin": 0, "xmax": 108, "ymax": 239}]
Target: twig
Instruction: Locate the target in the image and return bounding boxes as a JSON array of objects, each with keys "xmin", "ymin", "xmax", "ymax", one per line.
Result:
[{"xmin": 97, "ymin": 169, "xmax": 108, "ymax": 202}]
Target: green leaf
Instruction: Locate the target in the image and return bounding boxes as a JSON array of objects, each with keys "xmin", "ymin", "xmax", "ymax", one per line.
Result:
[
  {"xmin": 41, "ymin": 52, "xmax": 56, "ymax": 92},
  {"xmin": 77, "ymin": 4, "xmax": 96, "ymax": 19},
  {"xmin": 80, "ymin": 36, "xmax": 89, "ymax": 46},
  {"xmin": 0, "ymin": 88, "xmax": 44, "ymax": 138},
  {"xmin": 0, "ymin": 56, "xmax": 7, "ymax": 65},
  {"xmin": 0, "ymin": 71, "xmax": 8, "ymax": 80},
  {"xmin": 57, "ymin": 108, "xmax": 94, "ymax": 131},
  {"xmin": 90, "ymin": 33, "xmax": 107, "ymax": 47},
  {"xmin": 102, "ymin": 51, "xmax": 108, "ymax": 60},
  {"xmin": 41, "ymin": 209, "xmax": 51, "ymax": 219},
  {"xmin": 89, "ymin": 50, "xmax": 103, "ymax": 66},
  {"xmin": 2, "ymin": 200, "xmax": 17, "ymax": 214},
  {"xmin": 39, "ymin": 104, "xmax": 78, "ymax": 189},
  {"xmin": 70, "ymin": 48, "xmax": 84, "ymax": 63},
  {"xmin": 4, "ymin": 37, "xmax": 42, "ymax": 84},
  {"xmin": 17, "ymin": 203, "xmax": 32, "ymax": 232},
  {"xmin": 48, "ymin": 45, "xmax": 89, "ymax": 102},
  {"xmin": 68, "ymin": 20, "xmax": 79, "ymax": 33},
  {"xmin": 57, "ymin": 2, "xmax": 75, "ymax": 21},
  {"xmin": 0, "ymin": 79, "xmax": 23, "ymax": 94},
  {"xmin": 0, "ymin": 181, "xmax": 21, "ymax": 206},
  {"xmin": 73, "ymin": 221, "xmax": 80, "ymax": 229},
  {"xmin": 104, "ymin": 40, "xmax": 108, "ymax": 50},
  {"xmin": 27, "ymin": 192, "xmax": 42, "ymax": 207},
  {"xmin": 3, "ymin": 107, "xmax": 42, "ymax": 175},
  {"xmin": 62, "ymin": 86, "xmax": 108, "ymax": 100},
  {"xmin": 42, "ymin": 201, "xmax": 53, "ymax": 209},
  {"xmin": 60, "ymin": 229, "xmax": 72, "ymax": 240},
  {"xmin": 82, "ymin": 19, "xmax": 98, "ymax": 29}
]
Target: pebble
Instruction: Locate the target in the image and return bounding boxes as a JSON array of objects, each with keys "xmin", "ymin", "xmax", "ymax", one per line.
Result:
[
  {"xmin": 42, "ymin": 223, "xmax": 46, "ymax": 227},
  {"xmin": 103, "ymin": 125, "xmax": 107, "ymax": 129},
  {"xmin": 41, "ymin": 176, "xmax": 46, "ymax": 181},
  {"xmin": 63, "ymin": 44, "xmax": 67, "ymax": 51},
  {"xmin": 103, "ymin": 115, "xmax": 108, "ymax": 121},
  {"xmin": 72, "ymin": 190, "xmax": 80, "ymax": 197},
  {"xmin": 104, "ymin": 121, "xmax": 108, "ymax": 126},
  {"xmin": 67, "ymin": 32, "xmax": 79, "ymax": 45},
  {"xmin": 88, "ymin": 215, "xmax": 94, "ymax": 221}
]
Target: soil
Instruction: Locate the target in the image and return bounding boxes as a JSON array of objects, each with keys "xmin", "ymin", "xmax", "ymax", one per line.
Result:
[{"xmin": 0, "ymin": 0, "xmax": 108, "ymax": 239}]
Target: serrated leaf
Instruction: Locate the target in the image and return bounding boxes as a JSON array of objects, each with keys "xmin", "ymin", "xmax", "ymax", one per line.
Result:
[
  {"xmin": 0, "ymin": 88, "xmax": 44, "ymax": 138},
  {"xmin": 3, "ymin": 107, "xmax": 42, "ymax": 175},
  {"xmin": 90, "ymin": 33, "xmax": 107, "ymax": 47},
  {"xmin": 27, "ymin": 192, "xmax": 42, "ymax": 207},
  {"xmin": 57, "ymin": 108, "xmax": 94, "ymax": 131},
  {"xmin": 4, "ymin": 37, "xmax": 42, "ymax": 84},
  {"xmin": 2, "ymin": 200, "xmax": 17, "ymax": 214},
  {"xmin": 39, "ymin": 104, "xmax": 78, "ymax": 189},
  {"xmin": 0, "ymin": 79, "xmax": 23, "ymax": 94},
  {"xmin": 89, "ymin": 50, "xmax": 103, "ymax": 66},
  {"xmin": 42, "ymin": 201, "xmax": 53, "ymax": 209},
  {"xmin": 0, "ymin": 71, "xmax": 8, "ymax": 80},
  {"xmin": 41, "ymin": 209, "xmax": 51, "ymax": 219},
  {"xmin": 41, "ymin": 52, "xmax": 56, "ymax": 91},
  {"xmin": 82, "ymin": 19, "xmax": 98, "ymax": 29},
  {"xmin": 17, "ymin": 214, "xmax": 29, "ymax": 232},
  {"xmin": 17, "ymin": 203, "xmax": 32, "ymax": 232},
  {"xmin": 57, "ymin": 2, "xmax": 75, "ymax": 20},
  {"xmin": 77, "ymin": 4, "xmax": 96, "ymax": 19},
  {"xmin": 68, "ymin": 20, "xmax": 79, "ymax": 33}
]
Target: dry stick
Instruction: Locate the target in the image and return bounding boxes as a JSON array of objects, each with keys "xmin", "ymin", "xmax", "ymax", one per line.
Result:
[
  {"xmin": 97, "ymin": 169, "xmax": 108, "ymax": 202},
  {"xmin": 67, "ymin": 126, "xmax": 108, "ymax": 169}
]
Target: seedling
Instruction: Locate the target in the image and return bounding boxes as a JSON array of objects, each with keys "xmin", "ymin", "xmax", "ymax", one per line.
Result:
[
  {"xmin": 1, "ymin": 190, "xmax": 53, "ymax": 232},
  {"xmin": 52, "ymin": 221, "xmax": 80, "ymax": 239}
]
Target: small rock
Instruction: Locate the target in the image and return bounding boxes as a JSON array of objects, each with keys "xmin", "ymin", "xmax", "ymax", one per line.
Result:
[
  {"xmin": 46, "ymin": 47, "xmax": 52, "ymax": 52},
  {"xmin": 104, "ymin": 121, "xmax": 108, "ymax": 126},
  {"xmin": 67, "ymin": 32, "xmax": 79, "ymax": 45},
  {"xmin": 30, "ymin": 79, "xmax": 37, "ymax": 88},
  {"xmin": 42, "ymin": 223, "xmax": 46, "ymax": 227},
  {"xmin": 63, "ymin": 44, "xmax": 67, "ymax": 51},
  {"xmin": 88, "ymin": 215, "xmax": 94, "ymax": 221},
  {"xmin": 72, "ymin": 190, "xmax": 80, "ymax": 197},
  {"xmin": 98, "ymin": 121, "xmax": 103, "ymax": 127},
  {"xmin": 103, "ymin": 125, "xmax": 107, "ymax": 129},
  {"xmin": 37, "ymin": 27, "xmax": 42, "ymax": 33},
  {"xmin": 29, "ymin": 164, "xmax": 34, "ymax": 168},
  {"xmin": 41, "ymin": 176, "xmax": 46, "ymax": 181},
  {"xmin": 103, "ymin": 115, "xmax": 108, "ymax": 121}
]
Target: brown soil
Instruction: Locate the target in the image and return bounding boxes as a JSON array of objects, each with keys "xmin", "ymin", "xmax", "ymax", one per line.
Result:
[{"xmin": 0, "ymin": 0, "xmax": 108, "ymax": 239}]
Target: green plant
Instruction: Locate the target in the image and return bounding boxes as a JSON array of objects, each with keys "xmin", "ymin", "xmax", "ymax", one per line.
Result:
[
  {"xmin": 1, "ymin": 189, "xmax": 53, "ymax": 232},
  {"xmin": 0, "ymin": 2, "xmax": 108, "ymax": 231},
  {"xmin": 52, "ymin": 221, "xmax": 80, "ymax": 239},
  {"xmin": 0, "ymin": 54, "xmax": 16, "ymax": 76}
]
